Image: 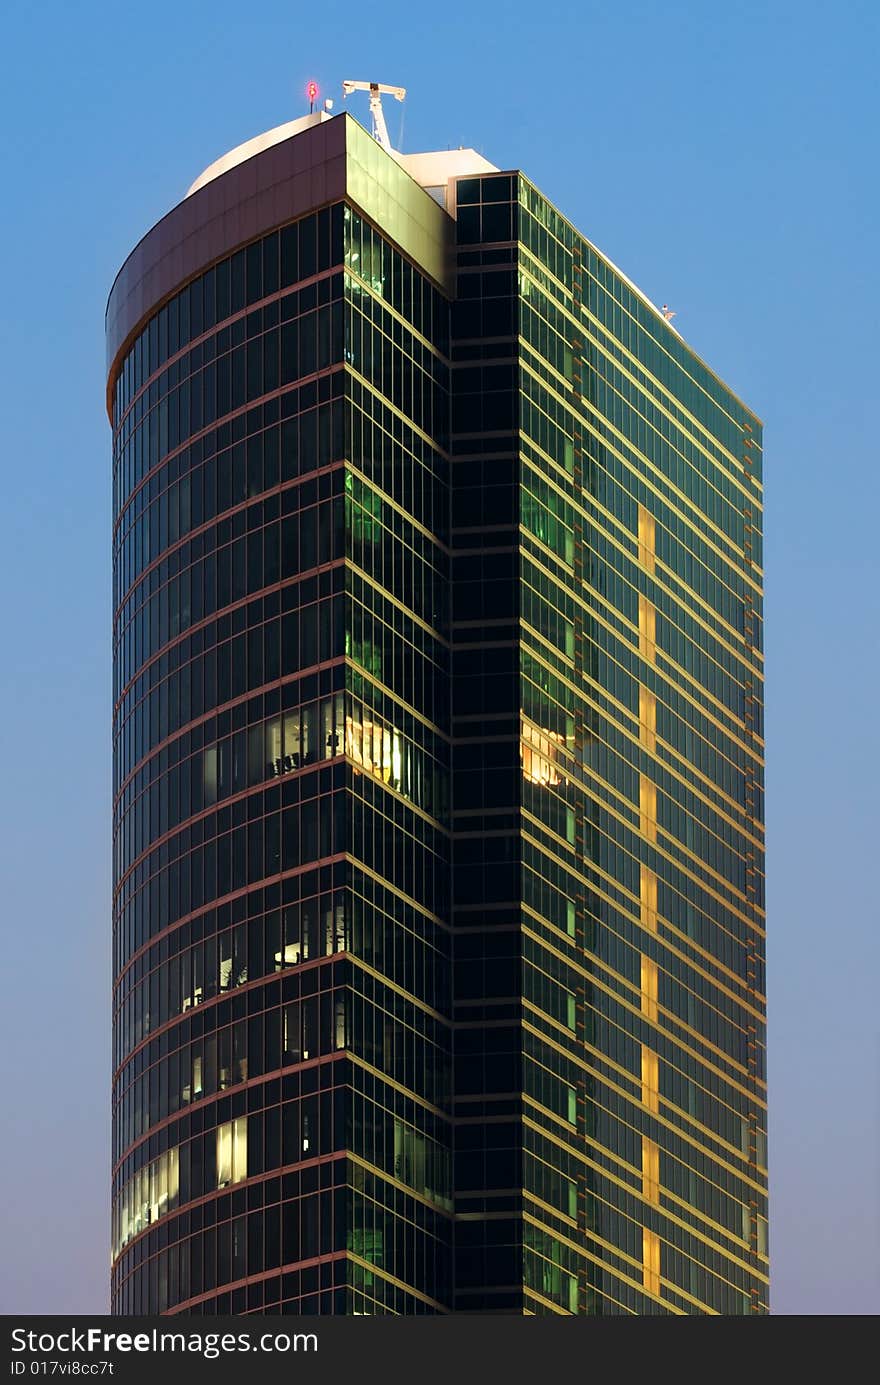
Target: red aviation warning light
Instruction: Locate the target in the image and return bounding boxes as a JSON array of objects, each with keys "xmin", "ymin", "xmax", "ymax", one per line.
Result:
[{"xmin": 307, "ymin": 80, "xmax": 319, "ymax": 112}]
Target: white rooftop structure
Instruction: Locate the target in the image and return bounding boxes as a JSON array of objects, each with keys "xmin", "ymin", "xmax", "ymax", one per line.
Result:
[
  {"xmin": 186, "ymin": 111, "xmax": 497, "ymax": 211},
  {"xmin": 184, "ymin": 107, "xmax": 677, "ymax": 333},
  {"xmin": 186, "ymin": 112, "xmax": 334, "ymax": 197},
  {"xmin": 392, "ymin": 147, "xmax": 498, "ymax": 207}
]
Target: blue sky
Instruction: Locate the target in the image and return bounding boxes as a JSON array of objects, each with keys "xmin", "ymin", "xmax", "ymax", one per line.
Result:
[{"xmin": 0, "ymin": 0, "xmax": 877, "ymax": 1315}]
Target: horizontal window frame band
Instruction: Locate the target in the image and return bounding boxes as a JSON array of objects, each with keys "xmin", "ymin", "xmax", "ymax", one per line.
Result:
[
  {"xmin": 525, "ymin": 1176, "xmax": 764, "ymax": 1298},
  {"xmin": 518, "ymin": 278, "xmax": 757, "ymax": 489},
  {"xmin": 520, "ymin": 905, "xmax": 765, "ymax": 1026},
  {"xmin": 113, "ymin": 264, "xmax": 347, "ymax": 440},
  {"xmin": 112, "ymin": 292, "xmax": 347, "ymax": 493},
  {"xmin": 113, "ymin": 560, "xmax": 346, "ymax": 718},
  {"xmin": 105, "ymin": 158, "xmax": 352, "ymax": 419},
  {"xmin": 579, "ymin": 410, "xmax": 761, "ymax": 583},
  {"xmin": 521, "ymin": 1108, "xmax": 763, "ymax": 1230},
  {"xmin": 517, "ymin": 228, "xmax": 761, "ymax": 433},
  {"xmin": 345, "ymin": 465, "xmax": 454, "ymax": 557},
  {"xmin": 112, "ymin": 946, "xmax": 348, "ymax": 1085},
  {"xmin": 519, "ymin": 707, "xmax": 765, "ymax": 877},
  {"xmin": 562, "ymin": 399, "xmax": 762, "ymax": 583},
  {"xmin": 161, "ymin": 1252, "xmax": 348, "ymax": 1318},
  {"xmin": 116, "ymin": 739, "xmax": 449, "ymax": 869},
  {"xmin": 522, "ymin": 786, "xmax": 765, "ymax": 933},
  {"xmin": 112, "ymin": 362, "xmax": 346, "ymax": 540},
  {"xmin": 348, "ymin": 1051, "xmax": 448, "ymax": 1123},
  {"xmin": 113, "ymin": 457, "xmax": 348, "ymax": 621},
  {"xmin": 113, "ymin": 890, "xmax": 448, "ymax": 1063},
  {"xmin": 343, "ymin": 661, "xmax": 446, "ymax": 741},
  {"xmin": 114, "ymin": 925, "xmax": 451, "ymax": 1092},
  {"xmin": 111, "ymin": 1147, "xmax": 347, "ymax": 1270},
  {"xmin": 347, "ymin": 1151, "xmax": 454, "ymax": 1222},
  {"xmin": 113, "ymin": 658, "xmax": 347, "ymax": 806},
  {"xmin": 522, "ymin": 634, "xmax": 763, "ymax": 782},
  {"xmin": 115, "ymin": 654, "xmax": 448, "ymax": 807},
  {"xmin": 114, "ymin": 800, "xmax": 447, "ymax": 954},
  {"xmin": 523, "ymin": 1162, "xmax": 750, "ymax": 1267},
  {"xmin": 522, "ymin": 1049, "xmax": 763, "ymax": 1184},
  {"xmin": 346, "ymin": 558, "xmax": 451, "ymax": 648},
  {"xmin": 114, "ymin": 851, "xmax": 346, "ymax": 986},
  {"xmin": 522, "ymin": 522, "xmax": 762, "ymax": 686},
  {"xmin": 523, "ymin": 978, "xmax": 758, "ymax": 1109},
  {"xmin": 112, "ymin": 1047, "xmax": 347, "ymax": 1180},
  {"xmin": 113, "ymin": 734, "xmax": 344, "ymax": 900},
  {"xmin": 524, "ymin": 1207, "xmax": 748, "ymax": 1315},
  {"xmin": 115, "ymin": 732, "xmax": 450, "ymax": 897},
  {"xmin": 522, "ymin": 818, "xmax": 764, "ymax": 962},
  {"xmin": 346, "ymin": 364, "xmax": 449, "ymax": 456},
  {"xmin": 114, "ymin": 849, "xmax": 449, "ymax": 992},
  {"xmin": 344, "ymin": 266, "xmax": 449, "ymax": 364},
  {"xmin": 523, "ymin": 834, "xmax": 765, "ymax": 991},
  {"xmin": 521, "ymin": 998, "xmax": 759, "ymax": 1123},
  {"xmin": 168, "ymin": 1251, "xmax": 445, "ymax": 1317}
]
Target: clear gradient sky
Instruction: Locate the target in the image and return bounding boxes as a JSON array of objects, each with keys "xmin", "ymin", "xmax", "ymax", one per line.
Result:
[{"xmin": 0, "ymin": 0, "xmax": 877, "ymax": 1316}]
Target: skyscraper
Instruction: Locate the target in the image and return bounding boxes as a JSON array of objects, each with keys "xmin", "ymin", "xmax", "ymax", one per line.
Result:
[{"xmin": 108, "ymin": 108, "xmax": 766, "ymax": 1316}]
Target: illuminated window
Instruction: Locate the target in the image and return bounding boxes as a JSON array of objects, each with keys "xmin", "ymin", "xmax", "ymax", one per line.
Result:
[
  {"xmin": 638, "ymin": 595, "xmax": 656, "ymax": 663},
  {"xmin": 757, "ymin": 1215, "xmax": 769, "ymax": 1258},
  {"xmin": 276, "ymin": 903, "xmax": 314, "ymax": 967},
  {"xmin": 639, "ymin": 775, "xmax": 657, "ymax": 841},
  {"xmin": 181, "ymin": 1053, "xmax": 203, "ymax": 1104},
  {"xmin": 112, "ymin": 1146, "xmax": 179, "ymax": 1260},
  {"xmin": 264, "ymin": 696, "xmax": 346, "ymax": 779},
  {"xmin": 639, "ymin": 685, "xmax": 657, "ymax": 752},
  {"xmin": 756, "ymin": 1130, "xmax": 768, "ymax": 1171},
  {"xmin": 217, "ymin": 1117, "xmax": 247, "ymax": 1188},
  {"xmin": 641, "ymin": 1046, "xmax": 659, "ymax": 1113},
  {"xmin": 346, "ymin": 708, "xmax": 404, "ymax": 791},
  {"xmin": 219, "ymin": 952, "xmax": 233, "ymax": 992},
  {"xmin": 640, "ymin": 866, "xmax": 658, "ymax": 933},
  {"xmin": 324, "ymin": 901, "xmax": 346, "ymax": 955},
  {"xmin": 641, "ymin": 956, "xmax": 659, "ymax": 1024},
  {"xmin": 323, "ymin": 695, "xmax": 345, "ymax": 758},
  {"xmin": 642, "ymin": 1138, "xmax": 660, "ymax": 1204},
  {"xmin": 521, "ymin": 719, "xmax": 565, "ymax": 786},
  {"xmin": 266, "ymin": 716, "xmax": 282, "ymax": 770},
  {"xmin": 643, "ymin": 1227, "xmax": 661, "ymax": 1296},
  {"xmin": 638, "ymin": 504, "xmax": 656, "ymax": 573},
  {"xmin": 202, "ymin": 746, "xmax": 217, "ymax": 805},
  {"xmin": 181, "ymin": 945, "xmax": 203, "ymax": 1011},
  {"xmin": 218, "ymin": 928, "xmax": 247, "ymax": 992}
]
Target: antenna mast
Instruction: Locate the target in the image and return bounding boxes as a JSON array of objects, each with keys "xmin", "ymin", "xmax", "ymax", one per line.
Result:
[{"xmin": 341, "ymin": 80, "xmax": 406, "ymax": 152}]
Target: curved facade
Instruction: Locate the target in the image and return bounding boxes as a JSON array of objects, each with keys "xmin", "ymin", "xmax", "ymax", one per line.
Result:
[
  {"xmin": 110, "ymin": 115, "xmax": 455, "ymax": 1314},
  {"xmin": 110, "ymin": 114, "xmax": 766, "ymax": 1316}
]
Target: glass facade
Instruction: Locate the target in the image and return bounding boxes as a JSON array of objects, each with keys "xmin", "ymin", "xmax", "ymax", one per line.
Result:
[
  {"xmin": 108, "ymin": 115, "xmax": 765, "ymax": 1315},
  {"xmin": 450, "ymin": 172, "xmax": 766, "ymax": 1314}
]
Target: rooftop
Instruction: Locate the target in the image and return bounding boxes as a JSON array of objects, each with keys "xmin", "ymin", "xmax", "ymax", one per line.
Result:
[{"xmin": 187, "ymin": 110, "xmax": 497, "ymax": 208}]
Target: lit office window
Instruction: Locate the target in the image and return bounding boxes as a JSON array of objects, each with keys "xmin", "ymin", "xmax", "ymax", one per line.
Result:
[
  {"xmin": 521, "ymin": 719, "xmax": 564, "ymax": 786},
  {"xmin": 217, "ymin": 1117, "xmax": 248, "ymax": 1188}
]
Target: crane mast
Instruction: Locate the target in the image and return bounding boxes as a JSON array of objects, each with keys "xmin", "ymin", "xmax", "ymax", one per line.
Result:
[{"xmin": 341, "ymin": 80, "xmax": 406, "ymax": 153}]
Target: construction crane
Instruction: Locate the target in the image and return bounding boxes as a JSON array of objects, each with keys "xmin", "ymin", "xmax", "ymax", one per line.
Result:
[{"xmin": 341, "ymin": 80, "xmax": 406, "ymax": 153}]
